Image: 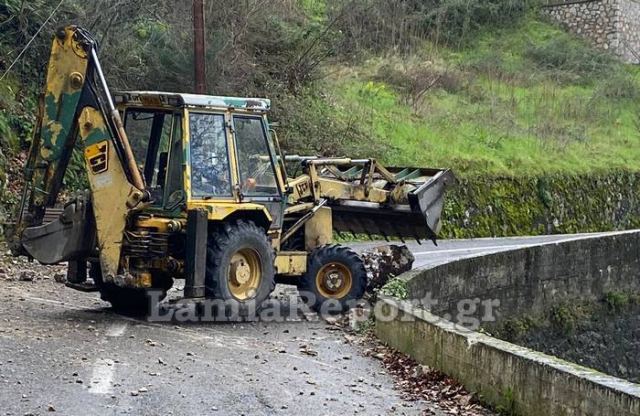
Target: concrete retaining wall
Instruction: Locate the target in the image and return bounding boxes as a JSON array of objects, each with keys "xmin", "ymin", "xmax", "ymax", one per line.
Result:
[
  {"xmin": 404, "ymin": 231, "xmax": 640, "ymax": 322},
  {"xmin": 376, "ymin": 230, "xmax": 640, "ymax": 414},
  {"xmin": 376, "ymin": 297, "xmax": 640, "ymax": 416}
]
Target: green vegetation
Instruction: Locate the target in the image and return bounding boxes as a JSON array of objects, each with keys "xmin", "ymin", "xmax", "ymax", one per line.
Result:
[
  {"xmin": 323, "ymin": 18, "xmax": 640, "ymax": 176},
  {"xmin": 380, "ymin": 278, "xmax": 409, "ymax": 300},
  {"xmin": 496, "ymin": 387, "xmax": 517, "ymax": 416},
  {"xmin": 1, "ymin": 0, "xmax": 639, "ymax": 234},
  {"xmin": 442, "ymin": 171, "xmax": 640, "ymax": 238},
  {"xmin": 492, "ymin": 291, "xmax": 640, "ymax": 341},
  {"xmin": 604, "ymin": 291, "xmax": 640, "ymax": 313}
]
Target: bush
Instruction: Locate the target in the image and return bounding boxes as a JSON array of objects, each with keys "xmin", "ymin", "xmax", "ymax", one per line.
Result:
[
  {"xmin": 333, "ymin": 0, "xmax": 538, "ymax": 54},
  {"xmin": 524, "ymin": 36, "xmax": 618, "ymax": 84},
  {"xmin": 422, "ymin": 0, "xmax": 538, "ymax": 47},
  {"xmin": 271, "ymin": 87, "xmax": 387, "ymax": 159},
  {"xmin": 374, "ymin": 62, "xmax": 464, "ymax": 110},
  {"xmin": 595, "ymin": 73, "xmax": 640, "ymax": 100}
]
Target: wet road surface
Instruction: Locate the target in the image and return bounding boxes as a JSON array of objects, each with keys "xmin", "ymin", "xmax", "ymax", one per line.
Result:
[{"xmin": 0, "ymin": 232, "xmax": 620, "ymax": 415}]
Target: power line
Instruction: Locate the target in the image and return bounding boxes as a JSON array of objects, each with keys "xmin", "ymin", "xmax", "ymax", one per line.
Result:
[{"xmin": 0, "ymin": 0, "xmax": 66, "ymax": 83}]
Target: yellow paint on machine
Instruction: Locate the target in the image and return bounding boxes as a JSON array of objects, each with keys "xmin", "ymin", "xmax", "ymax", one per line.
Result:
[
  {"xmin": 275, "ymin": 252, "xmax": 308, "ymax": 276},
  {"xmin": 31, "ymin": 26, "xmax": 89, "ymax": 208},
  {"xmin": 186, "ymin": 201, "xmax": 273, "ymax": 223},
  {"xmin": 78, "ymin": 107, "xmax": 141, "ymax": 284},
  {"xmin": 304, "ymin": 206, "xmax": 333, "ymax": 250}
]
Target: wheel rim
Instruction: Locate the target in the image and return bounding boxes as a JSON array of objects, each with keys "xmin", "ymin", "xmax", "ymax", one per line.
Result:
[
  {"xmin": 315, "ymin": 262, "xmax": 353, "ymax": 299},
  {"xmin": 228, "ymin": 248, "xmax": 262, "ymax": 300}
]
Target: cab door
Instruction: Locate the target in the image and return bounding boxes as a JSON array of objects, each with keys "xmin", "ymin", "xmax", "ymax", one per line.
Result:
[
  {"xmin": 231, "ymin": 115, "xmax": 285, "ymax": 229},
  {"xmin": 123, "ymin": 109, "xmax": 181, "ymax": 207}
]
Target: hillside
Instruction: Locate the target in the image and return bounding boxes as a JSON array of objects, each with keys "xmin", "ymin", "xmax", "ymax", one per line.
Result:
[
  {"xmin": 312, "ymin": 18, "xmax": 640, "ymax": 177},
  {"xmin": 1, "ymin": 0, "xmax": 639, "ymax": 234}
]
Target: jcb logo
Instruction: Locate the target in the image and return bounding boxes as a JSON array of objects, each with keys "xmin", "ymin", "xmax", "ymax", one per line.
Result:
[{"xmin": 85, "ymin": 141, "xmax": 109, "ymax": 174}]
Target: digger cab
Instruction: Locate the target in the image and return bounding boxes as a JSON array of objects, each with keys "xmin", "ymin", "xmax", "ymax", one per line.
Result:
[{"xmin": 115, "ymin": 91, "xmax": 287, "ymax": 231}]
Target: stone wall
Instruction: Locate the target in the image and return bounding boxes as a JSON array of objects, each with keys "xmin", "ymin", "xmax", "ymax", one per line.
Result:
[
  {"xmin": 543, "ymin": 0, "xmax": 640, "ymax": 64},
  {"xmin": 377, "ymin": 215, "xmax": 640, "ymax": 415},
  {"xmin": 441, "ymin": 171, "xmax": 640, "ymax": 240},
  {"xmin": 618, "ymin": 0, "xmax": 640, "ymax": 63}
]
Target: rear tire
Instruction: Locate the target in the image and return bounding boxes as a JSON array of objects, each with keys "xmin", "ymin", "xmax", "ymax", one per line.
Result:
[
  {"xmin": 205, "ymin": 220, "xmax": 275, "ymax": 318},
  {"xmin": 298, "ymin": 245, "xmax": 367, "ymax": 313}
]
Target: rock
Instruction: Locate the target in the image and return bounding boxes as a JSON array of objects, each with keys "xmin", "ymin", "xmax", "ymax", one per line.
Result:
[
  {"xmin": 0, "ymin": 273, "xmax": 14, "ymax": 281},
  {"xmin": 47, "ymin": 404, "xmax": 56, "ymax": 412},
  {"xmin": 411, "ymin": 365, "xmax": 430, "ymax": 378},
  {"xmin": 361, "ymin": 245, "xmax": 415, "ymax": 293},
  {"xmin": 299, "ymin": 346, "xmax": 318, "ymax": 357},
  {"xmin": 53, "ymin": 273, "xmax": 66, "ymax": 283},
  {"xmin": 19, "ymin": 271, "xmax": 36, "ymax": 282}
]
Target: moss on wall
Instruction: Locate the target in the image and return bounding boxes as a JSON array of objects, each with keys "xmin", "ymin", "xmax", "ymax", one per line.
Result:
[{"xmin": 441, "ymin": 170, "xmax": 640, "ymax": 238}]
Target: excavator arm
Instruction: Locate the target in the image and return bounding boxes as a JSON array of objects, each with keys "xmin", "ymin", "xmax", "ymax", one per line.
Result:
[{"xmin": 13, "ymin": 26, "xmax": 146, "ymax": 283}]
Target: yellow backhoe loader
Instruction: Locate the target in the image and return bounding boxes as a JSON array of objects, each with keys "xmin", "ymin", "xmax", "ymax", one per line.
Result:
[{"xmin": 9, "ymin": 26, "xmax": 455, "ymax": 315}]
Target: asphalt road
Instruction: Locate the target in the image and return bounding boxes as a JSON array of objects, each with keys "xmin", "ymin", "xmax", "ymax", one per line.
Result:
[
  {"xmin": 353, "ymin": 231, "xmax": 625, "ymax": 269},
  {"xmin": 0, "ymin": 232, "xmax": 618, "ymax": 416}
]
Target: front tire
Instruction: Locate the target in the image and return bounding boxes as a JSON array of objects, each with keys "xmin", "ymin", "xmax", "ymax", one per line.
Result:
[
  {"xmin": 205, "ymin": 220, "xmax": 275, "ymax": 318},
  {"xmin": 299, "ymin": 245, "xmax": 367, "ymax": 313}
]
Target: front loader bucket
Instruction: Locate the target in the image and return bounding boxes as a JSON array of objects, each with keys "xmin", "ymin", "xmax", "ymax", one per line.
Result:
[
  {"xmin": 329, "ymin": 167, "xmax": 456, "ymax": 243},
  {"xmin": 408, "ymin": 169, "xmax": 456, "ymax": 239}
]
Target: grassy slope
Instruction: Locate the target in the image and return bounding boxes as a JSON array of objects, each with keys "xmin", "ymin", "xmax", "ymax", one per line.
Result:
[{"xmin": 323, "ymin": 18, "xmax": 640, "ymax": 178}]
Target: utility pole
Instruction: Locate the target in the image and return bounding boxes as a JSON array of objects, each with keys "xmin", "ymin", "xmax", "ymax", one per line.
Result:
[{"xmin": 193, "ymin": 0, "xmax": 207, "ymax": 94}]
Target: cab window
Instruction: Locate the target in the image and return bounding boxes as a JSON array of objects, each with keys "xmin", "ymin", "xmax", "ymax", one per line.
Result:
[
  {"xmin": 233, "ymin": 116, "xmax": 279, "ymax": 197},
  {"xmin": 163, "ymin": 115, "xmax": 184, "ymax": 208},
  {"xmin": 124, "ymin": 109, "xmax": 174, "ymax": 204},
  {"xmin": 189, "ymin": 113, "xmax": 231, "ymax": 198}
]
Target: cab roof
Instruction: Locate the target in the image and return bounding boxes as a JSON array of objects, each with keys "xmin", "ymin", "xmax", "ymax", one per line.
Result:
[{"xmin": 114, "ymin": 91, "xmax": 271, "ymax": 112}]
